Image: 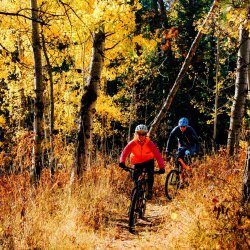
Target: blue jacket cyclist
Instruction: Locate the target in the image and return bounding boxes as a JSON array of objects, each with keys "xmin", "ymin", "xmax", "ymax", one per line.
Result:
[{"xmin": 165, "ymin": 117, "xmax": 199, "ymax": 159}]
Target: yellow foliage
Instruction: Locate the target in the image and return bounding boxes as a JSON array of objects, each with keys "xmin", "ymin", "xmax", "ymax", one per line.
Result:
[
  {"xmin": 96, "ymin": 94, "xmax": 122, "ymax": 121},
  {"xmin": 94, "ymin": 92, "xmax": 128, "ymax": 136},
  {"xmin": 132, "ymin": 35, "xmax": 157, "ymax": 51},
  {"xmin": 0, "ymin": 0, "xmax": 144, "ymax": 139},
  {"xmin": 0, "ymin": 116, "xmax": 6, "ymax": 128}
]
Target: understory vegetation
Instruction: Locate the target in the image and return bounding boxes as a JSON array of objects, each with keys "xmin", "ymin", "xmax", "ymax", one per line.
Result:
[{"xmin": 0, "ymin": 149, "xmax": 249, "ymax": 249}]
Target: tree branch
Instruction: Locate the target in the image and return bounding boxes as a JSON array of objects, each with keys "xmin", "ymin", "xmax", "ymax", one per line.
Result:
[{"xmin": 0, "ymin": 11, "xmax": 47, "ymax": 25}]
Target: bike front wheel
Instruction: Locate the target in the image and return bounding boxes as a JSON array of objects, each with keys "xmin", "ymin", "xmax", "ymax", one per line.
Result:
[
  {"xmin": 165, "ymin": 169, "xmax": 180, "ymax": 200},
  {"xmin": 128, "ymin": 188, "xmax": 140, "ymax": 233}
]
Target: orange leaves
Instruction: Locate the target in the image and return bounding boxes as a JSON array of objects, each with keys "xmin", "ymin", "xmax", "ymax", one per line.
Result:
[
  {"xmin": 160, "ymin": 27, "xmax": 179, "ymax": 51},
  {"xmin": 237, "ymin": 219, "xmax": 250, "ymax": 230},
  {"xmin": 163, "ymin": 27, "xmax": 179, "ymax": 40}
]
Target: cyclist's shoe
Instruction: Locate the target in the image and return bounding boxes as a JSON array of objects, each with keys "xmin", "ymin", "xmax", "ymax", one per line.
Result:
[
  {"xmin": 129, "ymin": 227, "xmax": 136, "ymax": 234},
  {"xmin": 146, "ymin": 190, "xmax": 153, "ymax": 200},
  {"xmin": 158, "ymin": 168, "xmax": 165, "ymax": 174}
]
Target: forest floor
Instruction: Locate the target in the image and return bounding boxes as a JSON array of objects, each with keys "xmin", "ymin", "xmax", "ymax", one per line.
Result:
[
  {"xmin": 93, "ymin": 152, "xmax": 250, "ymax": 250},
  {"xmin": 0, "ymin": 151, "xmax": 250, "ymax": 249}
]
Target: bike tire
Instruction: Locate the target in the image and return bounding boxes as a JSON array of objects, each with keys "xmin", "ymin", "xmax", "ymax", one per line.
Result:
[
  {"xmin": 165, "ymin": 169, "xmax": 180, "ymax": 200},
  {"xmin": 138, "ymin": 189, "xmax": 146, "ymax": 219},
  {"xmin": 128, "ymin": 188, "xmax": 139, "ymax": 233}
]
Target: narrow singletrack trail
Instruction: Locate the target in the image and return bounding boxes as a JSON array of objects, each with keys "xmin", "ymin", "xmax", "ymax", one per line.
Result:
[{"xmin": 105, "ymin": 193, "xmax": 192, "ymax": 250}]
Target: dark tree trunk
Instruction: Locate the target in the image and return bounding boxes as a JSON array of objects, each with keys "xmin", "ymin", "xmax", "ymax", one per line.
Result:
[
  {"xmin": 30, "ymin": 0, "xmax": 44, "ymax": 185},
  {"xmin": 157, "ymin": 0, "xmax": 167, "ymax": 28},
  {"xmin": 41, "ymin": 29, "xmax": 55, "ymax": 177}
]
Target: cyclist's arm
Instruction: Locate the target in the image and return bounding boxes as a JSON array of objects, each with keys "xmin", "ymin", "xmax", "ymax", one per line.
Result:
[
  {"xmin": 189, "ymin": 127, "xmax": 199, "ymax": 143},
  {"xmin": 148, "ymin": 141, "xmax": 165, "ymax": 169},
  {"xmin": 166, "ymin": 127, "xmax": 178, "ymax": 153},
  {"xmin": 189, "ymin": 127, "xmax": 200, "ymax": 154},
  {"xmin": 119, "ymin": 140, "xmax": 136, "ymax": 163}
]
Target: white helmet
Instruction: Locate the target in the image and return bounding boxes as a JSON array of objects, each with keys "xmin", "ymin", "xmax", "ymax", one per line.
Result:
[{"xmin": 135, "ymin": 124, "xmax": 148, "ymax": 133}]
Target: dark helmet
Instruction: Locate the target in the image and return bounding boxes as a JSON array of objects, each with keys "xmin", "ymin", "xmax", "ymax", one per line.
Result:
[{"xmin": 178, "ymin": 117, "xmax": 189, "ymax": 126}]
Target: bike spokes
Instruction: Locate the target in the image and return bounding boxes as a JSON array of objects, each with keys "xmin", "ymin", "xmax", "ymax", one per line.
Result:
[{"xmin": 165, "ymin": 170, "xmax": 180, "ymax": 200}]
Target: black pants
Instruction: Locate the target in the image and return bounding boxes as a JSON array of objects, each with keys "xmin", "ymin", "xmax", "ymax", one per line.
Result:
[{"xmin": 133, "ymin": 159, "xmax": 155, "ymax": 192}]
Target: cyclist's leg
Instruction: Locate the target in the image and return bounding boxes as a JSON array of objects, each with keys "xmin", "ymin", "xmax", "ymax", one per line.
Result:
[
  {"xmin": 177, "ymin": 148, "xmax": 186, "ymax": 188},
  {"xmin": 177, "ymin": 147, "xmax": 186, "ymax": 160},
  {"xmin": 189, "ymin": 144, "xmax": 199, "ymax": 162},
  {"xmin": 145, "ymin": 159, "xmax": 155, "ymax": 199},
  {"xmin": 134, "ymin": 160, "xmax": 154, "ymax": 199},
  {"xmin": 132, "ymin": 164, "xmax": 142, "ymax": 183}
]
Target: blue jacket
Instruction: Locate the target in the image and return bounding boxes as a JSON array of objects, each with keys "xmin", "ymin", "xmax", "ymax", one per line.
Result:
[{"xmin": 166, "ymin": 125, "xmax": 199, "ymax": 153}]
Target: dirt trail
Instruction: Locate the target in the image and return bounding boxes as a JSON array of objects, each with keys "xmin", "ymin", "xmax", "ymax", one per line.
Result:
[{"xmin": 105, "ymin": 195, "xmax": 181, "ymax": 250}]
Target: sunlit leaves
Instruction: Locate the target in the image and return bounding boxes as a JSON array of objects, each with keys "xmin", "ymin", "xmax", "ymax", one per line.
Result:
[
  {"xmin": 94, "ymin": 93, "xmax": 126, "ymax": 137},
  {"xmin": 0, "ymin": 0, "xmax": 142, "ymax": 143},
  {"xmin": 0, "ymin": 116, "xmax": 6, "ymax": 128}
]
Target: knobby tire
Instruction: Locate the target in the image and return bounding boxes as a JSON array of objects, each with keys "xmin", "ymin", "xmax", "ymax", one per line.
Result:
[
  {"xmin": 128, "ymin": 188, "xmax": 139, "ymax": 232},
  {"xmin": 128, "ymin": 187, "xmax": 146, "ymax": 233},
  {"xmin": 138, "ymin": 189, "xmax": 146, "ymax": 219},
  {"xmin": 165, "ymin": 169, "xmax": 180, "ymax": 200}
]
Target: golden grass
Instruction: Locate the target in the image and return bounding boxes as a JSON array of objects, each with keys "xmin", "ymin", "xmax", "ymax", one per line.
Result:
[{"xmin": 0, "ymin": 150, "xmax": 249, "ymax": 249}]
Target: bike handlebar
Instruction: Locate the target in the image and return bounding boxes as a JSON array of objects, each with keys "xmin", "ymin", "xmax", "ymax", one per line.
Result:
[{"xmin": 120, "ymin": 165, "xmax": 162, "ymax": 174}]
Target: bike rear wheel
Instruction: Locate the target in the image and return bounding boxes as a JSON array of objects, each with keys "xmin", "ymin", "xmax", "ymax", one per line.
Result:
[{"xmin": 165, "ymin": 169, "xmax": 180, "ymax": 200}]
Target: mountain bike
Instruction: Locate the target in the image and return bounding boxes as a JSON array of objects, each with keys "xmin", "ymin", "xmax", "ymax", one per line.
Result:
[
  {"xmin": 121, "ymin": 165, "xmax": 161, "ymax": 233},
  {"xmin": 165, "ymin": 152, "xmax": 193, "ymax": 201}
]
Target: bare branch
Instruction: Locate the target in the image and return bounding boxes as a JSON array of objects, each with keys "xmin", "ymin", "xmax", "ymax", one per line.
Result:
[{"xmin": 0, "ymin": 11, "xmax": 47, "ymax": 25}]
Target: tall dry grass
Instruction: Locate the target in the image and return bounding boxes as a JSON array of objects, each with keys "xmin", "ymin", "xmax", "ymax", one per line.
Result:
[{"xmin": 0, "ymin": 150, "xmax": 249, "ymax": 249}]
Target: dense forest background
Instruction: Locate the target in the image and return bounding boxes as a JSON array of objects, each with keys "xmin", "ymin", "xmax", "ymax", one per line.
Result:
[
  {"xmin": 0, "ymin": 1, "xmax": 250, "ymax": 249},
  {"xmin": 0, "ymin": 1, "xmax": 249, "ymax": 176}
]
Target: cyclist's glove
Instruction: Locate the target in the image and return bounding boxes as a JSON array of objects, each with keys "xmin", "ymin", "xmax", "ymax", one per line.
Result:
[
  {"xmin": 119, "ymin": 162, "xmax": 126, "ymax": 169},
  {"xmin": 158, "ymin": 168, "xmax": 165, "ymax": 174}
]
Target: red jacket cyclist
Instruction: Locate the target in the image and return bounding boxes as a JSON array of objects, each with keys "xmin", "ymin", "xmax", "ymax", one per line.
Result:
[{"xmin": 119, "ymin": 124, "xmax": 165, "ymax": 200}]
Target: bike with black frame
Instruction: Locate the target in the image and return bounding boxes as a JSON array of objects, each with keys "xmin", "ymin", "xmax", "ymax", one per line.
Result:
[
  {"xmin": 120, "ymin": 165, "xmax": 161, "ymax": 233},
  {"xmin": 165, "ymin": 150, "xmax": 193, "ymax": 201}
]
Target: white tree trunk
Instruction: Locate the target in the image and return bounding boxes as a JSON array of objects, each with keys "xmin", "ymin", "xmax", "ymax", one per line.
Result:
[
  {"xmin": 227, "ymin": 14, "xmax": 250, "ymax": 156},
  {"xmin": 73, "ymin": 30, "xmax": 105, "ymax": 180}
]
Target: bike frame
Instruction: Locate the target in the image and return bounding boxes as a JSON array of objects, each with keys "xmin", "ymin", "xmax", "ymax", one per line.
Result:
[
  {"xmin": 178, "ymin": 158, "xmax": 192, "ymax": 178},
  {"xmin": 133, "ymin": 169, "xmax": 148, "ymax": 192},
  {"xmin": 121, "ymin": 165, "xmax": 160, "ymax": 233}
]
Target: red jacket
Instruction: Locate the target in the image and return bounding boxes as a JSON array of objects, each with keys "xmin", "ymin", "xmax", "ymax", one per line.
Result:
[{"xmin": 120, "ymin": 137, "xmax": 165, "ymax": 169}]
